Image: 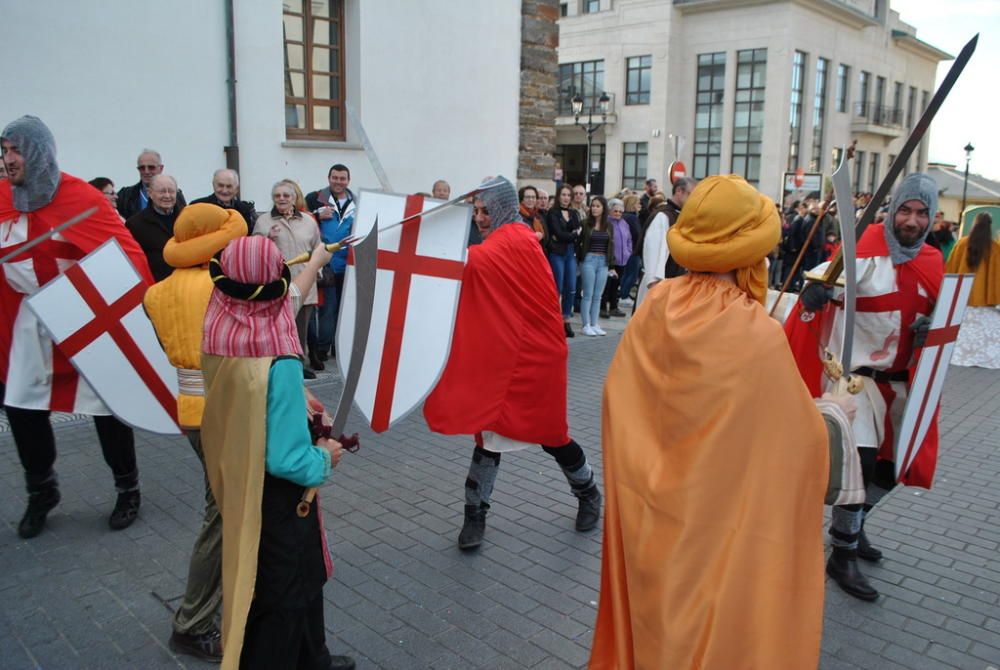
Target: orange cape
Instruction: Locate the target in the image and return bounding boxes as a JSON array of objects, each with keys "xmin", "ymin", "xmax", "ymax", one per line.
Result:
[{"xmin": 590, "ymin": 273, "xmax": 828, "ymax": 670}]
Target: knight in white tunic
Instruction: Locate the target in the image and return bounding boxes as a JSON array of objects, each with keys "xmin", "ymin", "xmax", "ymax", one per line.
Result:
[
  {"xmin": 0, "ymin": 116, "xmax": 154, "ymax": 538},
  {"xmin": 787, "ymin": 173, "xmax": 943, "ymax": 602}
]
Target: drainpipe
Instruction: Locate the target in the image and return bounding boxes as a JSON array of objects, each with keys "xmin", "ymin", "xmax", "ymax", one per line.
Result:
[{"xmin": 224, "ymin": 0, "xmax": 240, "ymax": 174}]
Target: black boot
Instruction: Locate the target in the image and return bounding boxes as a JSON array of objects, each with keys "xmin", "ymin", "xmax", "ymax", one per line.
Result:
[
  {"xmin": 308, "ymin": 348, "xmax": 325, "ymax": 371},
  {"xmin": 458, "ymin": 503, "xmax": 488, "ymax": 551},
  {"xmin": 826, "ymin": 546, "xmax": 878, "ymax": 601},
  {"xmin": 857, "ymin": 528, "xmax": 883, "ymax": 562},
  {"xmin": 564, "ymin": 321, "xmax": 575, "ymax": 338},
  {"xmin": 109, "ymin": 490, "xmax": 141, "ymax": 530},
  {"xmin": 573, "ymin": 483, "xmax": 602, "ymax": 532},
  {"xmin": 18, "ymin": 487, "xmax": 61, "ymax": 539}
]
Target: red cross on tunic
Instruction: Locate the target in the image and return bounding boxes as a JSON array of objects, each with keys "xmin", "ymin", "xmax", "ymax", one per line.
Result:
[
  {"xmin": 367, "ymin": 195, "xmax": 465, "ymax": 432},
  {"xmin": 2, "ymin": 216, "xmax": 85, "ymax": 408}
]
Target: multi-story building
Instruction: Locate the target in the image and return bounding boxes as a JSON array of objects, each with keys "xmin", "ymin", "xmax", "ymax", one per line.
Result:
[
  {"xmin": 3, "ymin": 0, "xmax": 539, "ymax": 204},
  {"xmin": 555, "ymin": 0, "xmax": 950, "ymax": 200}
]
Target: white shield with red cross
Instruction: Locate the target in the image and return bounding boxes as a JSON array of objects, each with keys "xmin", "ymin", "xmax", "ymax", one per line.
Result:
[
  {"xmin": 894, "ymin": 273, "xmax": 975, "ymax": 481},
  {"xmin": 25, "ymin": 239, "xmax": 182, "ymax": 434},
  {"xmin": 337, "ymin": 190, "xmax": 470, "ymax": 432}
]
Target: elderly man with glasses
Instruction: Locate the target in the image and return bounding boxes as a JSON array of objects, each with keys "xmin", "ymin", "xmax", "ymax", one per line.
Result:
[{"xmin": 117, "ymin": 148, "xmax": 186, "ymax": 219}]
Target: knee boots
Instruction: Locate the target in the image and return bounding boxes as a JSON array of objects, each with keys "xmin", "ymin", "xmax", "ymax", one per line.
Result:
[{"xmin": 458, "ymin": 447, "xmax": 500, "ymax": 550}]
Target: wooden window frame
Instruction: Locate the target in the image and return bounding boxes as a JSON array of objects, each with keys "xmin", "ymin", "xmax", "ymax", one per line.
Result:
[{"xmin": 283, "ymin": 0, "xmax": 346, "ymax": 141}]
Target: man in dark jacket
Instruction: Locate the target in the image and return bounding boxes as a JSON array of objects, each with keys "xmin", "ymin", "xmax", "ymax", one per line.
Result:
[
  {"xmin": 125, "ymin": 174, "xmax": 183, "ymax": 281},
  {"xmin": 190, "ymin": 169, "xmax": 256, "ymax": 229},
  {"xmin": 117, "ymin": 149, "xmax": 186, "ymax": 219}
]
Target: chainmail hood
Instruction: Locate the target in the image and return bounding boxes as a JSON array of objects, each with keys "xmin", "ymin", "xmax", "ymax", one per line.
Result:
[
  {"xmin": 884, "ymin": 172, "xmax": 938, "ymax": 264},
  {"xmin": 1, "ymin": 115, "xmax": 61, "ymax": 212}
]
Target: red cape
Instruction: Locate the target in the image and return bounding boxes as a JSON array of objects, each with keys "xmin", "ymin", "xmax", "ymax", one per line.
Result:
[
  {"xmin": 784, "ymin": 224, "xmax": 943, "ymax": 488},
  {"xmin": 0, "ymin": 173, "xmax": 153, "ymax": 385},
  {"xmin": 424, "ymin": 223, "xmax": 570, "ymax": 446}
]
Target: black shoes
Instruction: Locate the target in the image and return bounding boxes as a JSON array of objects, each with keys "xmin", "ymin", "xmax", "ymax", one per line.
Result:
[
  {"xmin": 599, "ymin": 310, "xmax": 610, "ymax": 319},
  {"xmin": 563, "ymin": 322, "xmax": 575, "ymax": 338},
  {"xmin": 826, "ymin": 546, "xmax": 879, "ymax": 601},
  {"xmin": 574, "ymin": 484, "xmax": 602, "ymax": 532},
  {"xmin": 610, "ymin": 308, "xmax": 626, "ymax": 317},
  {"xmin": 18, "ymin": 488, "xmax": 61, "ymax": 539},
  {"xmin": 857, "ymin": 528, "xmax": 883, "ymax": 562},
  {"xmin": 109, "ymin": 490, "xmax": 141, "ymax": 530},
  {"xmin": 308, "ymin": 348, "xmax": 325, "ymax": 371},
  {"xmin": 169, "ymin": 628, "xmax": 223, "ymax": 663},
  {"xmin": 458, "ymin": 503, "xmax": 488, "ymax": 550},
  {"xmin": 329, "ymin": 655, "xmax": 356, "ymax": 670},
  {"xmin": 303, "ymin": 367, "xmax": 317, "ymax": 380}
]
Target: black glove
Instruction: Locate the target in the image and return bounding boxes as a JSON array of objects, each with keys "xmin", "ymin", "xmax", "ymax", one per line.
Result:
[
  {"xmin": 800, "ymin": 282, "xmax": 833, "ymax": 312},
  {"xmin": 910, "ymin": 315, "xmax": 932, "ymax": 348}
]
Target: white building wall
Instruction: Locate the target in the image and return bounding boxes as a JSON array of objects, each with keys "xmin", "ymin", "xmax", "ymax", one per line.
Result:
[
  {"xmin": 2, "ymin": 1, "xmax": 522, "ymax": 208},
  {"xmin": 0, "ymin": 0, "xmax": 230, "ymax": 199}
]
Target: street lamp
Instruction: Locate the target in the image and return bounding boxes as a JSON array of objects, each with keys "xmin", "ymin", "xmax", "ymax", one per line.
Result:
[
  {"xmin": 572, "ymin": 91, "xmax": 611, "ymax": 195},
  {"xmin": 961, "ymin": 142, "xmax": 974, "ymax": 216}
]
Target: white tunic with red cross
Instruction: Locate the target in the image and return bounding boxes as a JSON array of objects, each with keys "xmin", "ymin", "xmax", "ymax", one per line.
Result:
[
  {"xmin": 819, "ymin": 255, "xmax": 935, "ymax": 450},
  {"xmin": 2, "ymin": 212, "xmax": 109, "ymax": 414}
]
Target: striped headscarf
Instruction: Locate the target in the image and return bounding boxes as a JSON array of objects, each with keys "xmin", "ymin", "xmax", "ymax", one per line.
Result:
[{"xmin": 202, "ymin": 236, "xmax": 302, "ymax": 358}]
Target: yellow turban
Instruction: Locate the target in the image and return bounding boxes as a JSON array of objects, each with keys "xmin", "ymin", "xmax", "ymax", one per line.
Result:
[
  {"xmin": 667, "ymin": 174, "xmax": 780, "ymax": 304},
  {"xmin": 162, "ymin": 203, "xmax": 248, "ymax": 269}
]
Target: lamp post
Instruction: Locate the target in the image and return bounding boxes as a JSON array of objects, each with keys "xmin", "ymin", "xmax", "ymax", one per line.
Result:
[
  {"xmin": 572, "ymin": 91, "xmax": 610, "ymax": 195},
  {"xmin": 961, "ymin": 142, "xmax": 974, "ymax": 216}
]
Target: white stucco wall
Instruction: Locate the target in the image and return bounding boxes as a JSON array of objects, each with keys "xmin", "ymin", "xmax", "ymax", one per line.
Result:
[
  {"xmin": 0, "ymin": 1, "xmax": 229, "ymax": 199},
  {"xmin": 1, "ymin": 1, "xmax": 522, "ymax": 208}
]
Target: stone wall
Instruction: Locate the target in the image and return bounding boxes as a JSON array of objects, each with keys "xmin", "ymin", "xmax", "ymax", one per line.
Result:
[{"xmin": 518, "ymin": 0, "xmax": 558, "ymax": 187}]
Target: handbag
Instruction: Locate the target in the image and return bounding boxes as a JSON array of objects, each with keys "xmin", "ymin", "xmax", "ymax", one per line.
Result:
[{"xmin": 815, "ymin": 398, "xmax": 866, "ymax": 506}]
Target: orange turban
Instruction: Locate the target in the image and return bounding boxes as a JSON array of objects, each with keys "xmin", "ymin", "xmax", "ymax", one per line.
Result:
[
  {"xmin": 163, "ymin": 203, "xmax": 248, "ymax": 269},
  {"xmin": 667, "ymin": 174, "xmax": 780, "ymax": 304}
]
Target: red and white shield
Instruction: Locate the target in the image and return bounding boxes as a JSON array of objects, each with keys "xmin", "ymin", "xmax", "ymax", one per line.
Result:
[
  {"xmin": 25, "ymin": 239, "xmax": 181, "ymax": 434},
  {"xmin": 337, "ymin": 191, "xmax": 470, "ymax": 432},
  {"xmin": 894, "ymin": 273, "xmax": 974, "ymax": 480}
]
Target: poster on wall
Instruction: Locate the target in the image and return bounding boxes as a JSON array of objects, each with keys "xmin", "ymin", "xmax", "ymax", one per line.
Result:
[{"xmin": 781, "ymin": 171, "xmax": 824, "ymax": 210}]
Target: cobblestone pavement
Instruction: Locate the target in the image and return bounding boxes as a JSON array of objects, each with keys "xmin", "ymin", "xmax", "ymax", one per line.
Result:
[{"xmin": 1, "ymin": 310, "xmax": 999, "ymax": 669}]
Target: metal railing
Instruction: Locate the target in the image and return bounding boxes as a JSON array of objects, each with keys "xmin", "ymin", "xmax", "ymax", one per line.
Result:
[
  {"xmin": 854, "ymin": 102, "xmax": 903, "ymax": 127},
  {"xmin": 557, "ymin": 90, "xmax": 617, "ymax": 117}
]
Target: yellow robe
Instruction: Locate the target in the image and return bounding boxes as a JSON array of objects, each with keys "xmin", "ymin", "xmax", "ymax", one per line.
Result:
[
  {"xmin": 201, "ymin": 354, "xmax": 271, "ymax": 670},
  {"xmin": 590, "ymin": 273, "xmax": 828, "ymax": 670},
  {"xmin": 945, "ymin": 237, "xmax": 1000, "ymax": 306},
  {"xmin": 143, "ymin": 267, "xmax": 214, "ymax": 429}
]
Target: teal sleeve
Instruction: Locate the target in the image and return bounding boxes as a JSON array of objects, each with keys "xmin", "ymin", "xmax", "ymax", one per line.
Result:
[{"xmin": 265, "ymin": 358, "xmax": 332, "ymax": 487}]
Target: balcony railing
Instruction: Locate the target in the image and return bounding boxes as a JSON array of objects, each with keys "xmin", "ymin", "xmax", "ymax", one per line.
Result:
[
  {"xmin": 557, "ymin": 91, "xmax": 617, "ymax": 117},
  {"xmin": 854, "ymin": 102, "xmax": 904, "ymax": 127}
]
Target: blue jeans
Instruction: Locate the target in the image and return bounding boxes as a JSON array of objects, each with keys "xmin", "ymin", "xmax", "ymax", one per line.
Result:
[
  {"xmin": 580, "ymin": 254, "xmax": 609, "ymax": 327},
  {"xmin": 307, "ymin": 274, "xmax": 344, "ymax": 355},
  {"xmin": 619, "ymin": 255, "xmax": 641, "ymax": 300},
  {"xmin": 548, "ymin": 248, "xmax": 577, "ymax": 319}
]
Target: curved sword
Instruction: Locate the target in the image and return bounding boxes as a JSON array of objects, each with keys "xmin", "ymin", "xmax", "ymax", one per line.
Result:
[
  {"xmin": 331, "ymin": 219, "xmax": 379, "ymax": 436},
  {"xmin": 831, "ymin": 149, "xmax": 861, "ymax": 393},
  {"xmin": 297, "ymin": 222, "xmax": 378, "ymax": 516}
]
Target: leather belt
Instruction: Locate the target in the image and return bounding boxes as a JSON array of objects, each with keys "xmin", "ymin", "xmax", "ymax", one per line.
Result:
[{"xmin": 853, "ymin": 366, "xmax": 908, "ymax": 383}]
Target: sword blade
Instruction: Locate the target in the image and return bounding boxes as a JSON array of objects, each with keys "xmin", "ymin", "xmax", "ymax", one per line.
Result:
[
  {"xmin": 357, "ymin": 179, "xmax": 503, "ymax": 240},
  {"xmin": 832, "ymin": 150, "xmax": 857, "ymax": 373},
  {"xmin": 0, "ymin": 207, "xmax": 98, "ymax": 266},
  {"xmin": 823, "ymin": 33, "xmax": 978, "ymax": 282},
  {"xmin": 330, "ymin": 219, "xmax": 379, "ymax": 436}
]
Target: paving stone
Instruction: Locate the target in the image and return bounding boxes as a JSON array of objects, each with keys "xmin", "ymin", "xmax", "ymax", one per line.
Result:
[{"xmin": 2, "ymin": 337, "xmax": 1000, "ymax": 669}]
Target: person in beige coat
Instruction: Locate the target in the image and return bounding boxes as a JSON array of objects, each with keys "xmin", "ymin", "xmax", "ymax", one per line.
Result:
[{"xmin": 252, "ymin": 181, "xmax": 321, "ymax": 376}]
